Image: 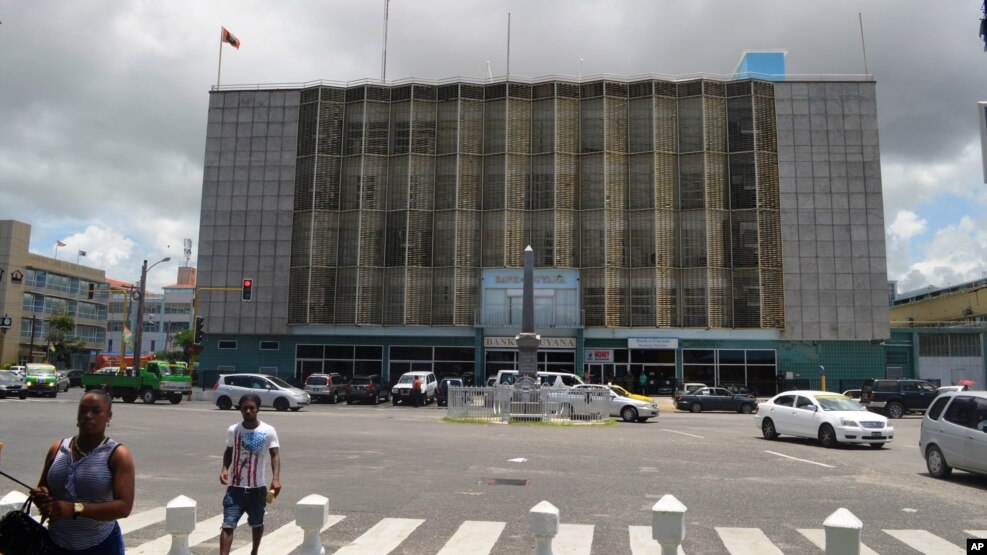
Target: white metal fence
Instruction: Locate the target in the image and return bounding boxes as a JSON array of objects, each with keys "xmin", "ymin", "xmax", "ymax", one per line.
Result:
[{"xmin": 446, "ymin": 386, "xmax": 610, "ymax": 423}]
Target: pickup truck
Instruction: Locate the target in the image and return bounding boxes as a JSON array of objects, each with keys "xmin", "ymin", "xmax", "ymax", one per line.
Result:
[
  {"xmin": 859, "ymin": 378, "xmax": 938, "ymax": 419},
  {"xmin": 82, "ymin": 360, "xmax": 192, "ymax": 404}
]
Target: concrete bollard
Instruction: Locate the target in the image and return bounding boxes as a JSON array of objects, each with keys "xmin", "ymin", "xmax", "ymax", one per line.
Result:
[
  {"xmin": 528, "ymin": 500, "xmax": 559, "ymax": 555},
  {"xmin": 0, "ymin": 490, "xmax": 30, "ymax": 517},
  {"xmin": 296, "ymin": 494, "xmax": 329, "ymax": 555},
  {"xmin": 651, "ymin": 494, "xmax": 687, "ymax": 555},
  {"xmin": 165, "ymin": 495, "xmax": 197, "ymax": 555},
  {"xmin": 824, "ymin": 507, "xmax": 862, "ymax": 555}
]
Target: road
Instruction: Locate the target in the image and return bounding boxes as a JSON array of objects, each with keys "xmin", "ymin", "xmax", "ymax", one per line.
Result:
[{"xmin": 0, "ymin": 389, "xmax": 985, "ymax": 554}]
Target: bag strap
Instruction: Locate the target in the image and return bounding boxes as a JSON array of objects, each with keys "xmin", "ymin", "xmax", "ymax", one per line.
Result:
[{"xmin": 0, "ymin": 469, "xmax": 33, "ymax": 490}]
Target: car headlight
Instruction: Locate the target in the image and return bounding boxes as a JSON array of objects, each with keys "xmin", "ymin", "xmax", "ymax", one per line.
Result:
[{"xmin": 839, "ymin": 418, "xmax": 858, "ymax": 427}]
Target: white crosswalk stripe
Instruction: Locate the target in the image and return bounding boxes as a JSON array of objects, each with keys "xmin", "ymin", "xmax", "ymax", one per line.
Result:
[
  {"xmin": 334, "ymin": 517, "xmax": 425, "ymax": 555},
  {"xmin": 715, "ymin": 527, "xmax": 784, "ymax": 555},
  {"xmin": 553, "ymin": 523, "xmax": 594, "ymax": 555},
  {"xmin": 883, "ymin": 530, "xmax": 964, "ymax": 555},
  {"xmin": 130, "ymin": 513, "xmax": 224, "ymax": 555},
  {"xmin": 797, "ymin": 528, "xmax": 880, "ymax": 555},
  {"xmin": 967, "ymin": 530, "xmax": 987, "ymax": 538},
  {"xmin": 229, "ymin": 515, "xmax": 344, "ymax": 555},
  {"xmin": 118, "ymin": 506, "xmax": 166, "ymax": 535},
  {"xmin": 435, "ymin": 520, "xmax": 505, "ymax": 555},
  {"xmin": 628, "ymin": 525, "xmax": 686, "ymax": 554}
]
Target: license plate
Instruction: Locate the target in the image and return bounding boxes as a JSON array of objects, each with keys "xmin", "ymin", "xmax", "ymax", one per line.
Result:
[{"xmin": 871, "ymin": 432, "xmax": 881, "ymax": 437}]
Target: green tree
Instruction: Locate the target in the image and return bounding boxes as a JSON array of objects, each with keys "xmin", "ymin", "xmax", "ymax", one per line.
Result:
[
  {"xmin": 171, "ymin": 329, "xmax": 194, "ymax": 352},
  {"xmin": 44, "ymin": 309, "xmax": 87, "ymax": 367}
]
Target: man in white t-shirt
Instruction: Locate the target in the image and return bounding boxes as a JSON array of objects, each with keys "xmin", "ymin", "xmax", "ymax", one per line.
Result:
[{"xmin": 219, "ymin": 393, "xmax": 281, "ymax": 555}]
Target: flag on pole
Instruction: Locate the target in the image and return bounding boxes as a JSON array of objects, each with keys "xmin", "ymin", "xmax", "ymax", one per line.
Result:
[
  {"xmin": 56, "ymin": 240, "xmax": 66, "ymax": 247},
  {"xmin": 123, "ymin": 326, "xmax": 133, "ymax": 348},
  {"xmin": 78, "ymin": 250, "xmax": 87, "ymax": 257},
  {"xmin": 221, "ymin": 27, "xmax": 241, "ymax": 49}
]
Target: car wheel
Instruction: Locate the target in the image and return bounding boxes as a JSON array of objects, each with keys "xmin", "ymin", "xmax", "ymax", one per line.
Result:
[
  {"xmin": 273, "ymin": 397, "xmax": 290, "ymax": 412},
  {"xmin": 689, "ymin": 403, "xmax": 702, "ymax": 413},
  {"xmin": 636, "ymin": 417, "xmax": 649, "ymax": 423},
  {"xmin": 372, "ymin": 394, "xmax": 379, "ymax": 404},
  {"xmin": 216, "ymin": 396, "xmax": 233, "ymax": 410},
  {"xmin": 169, "ymin": 396, "xmax": 182, "ymax": 405},
  {"xmin": 141, "ymin": 390, "xmax": 156, "ymax": 404},
  {"xmin": 330, "ymin": 392, "xmax": 338, "ymax": 404},
  {"xmin": 346, "ymin": 399, "xmax": 353, "ymax": 405},
  {"xmin": 761, "ymin": 418, "xmax": 778, "ymax": 440},
  {"xmin": 621, "ymin": 406, "xmax": 638, "ymax": 422},
  {"xmin": 886, "ymin": 402, "xmax": 904, "ymax": 419},
  {"xmin": 926, "ymin": 445, "xmax": 952, "ymax": 478},
  {"xmin": 739, "ymin": 403, "xmax": 753, "ymax": 415},
  {"xmin": 869, "ymin": 443, "xmax": 885, "ymax": 449},
  {"xmin": 392, "ymin": 398, "xmax": 398, "ymax": 406},
  {"xmin": 50, "ymin": 391, "xmax": 57, "ymax": 398},
  {"xmin": 18, "ymin": 392, "xmax": 27, "ymax": 400},
  {"xmin": 123, "ymin": 394, "xmax": 137, "ymax": 404},
  {"xmin": 818, "ymin": 424, "xmax": 838, "ymax": 448}
]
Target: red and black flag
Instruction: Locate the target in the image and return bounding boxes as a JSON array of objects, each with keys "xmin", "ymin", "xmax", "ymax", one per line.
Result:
[{"xmin": 221, "ymin": 27, "xmax": 240, "ymax": 49}]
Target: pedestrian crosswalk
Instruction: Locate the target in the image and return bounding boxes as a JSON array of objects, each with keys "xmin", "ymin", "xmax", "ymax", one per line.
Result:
[{"xmin": 109, "ymin": 507, "xmax": 984, "ymax": 554}]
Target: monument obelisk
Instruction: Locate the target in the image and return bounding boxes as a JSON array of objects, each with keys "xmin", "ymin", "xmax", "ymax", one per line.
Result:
[{"xmin": 515, "ymin": 246, "xmax": 541, "ymax": 381}]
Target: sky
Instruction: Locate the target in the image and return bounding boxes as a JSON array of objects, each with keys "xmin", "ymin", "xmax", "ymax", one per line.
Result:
[{"xmin": 1, "ymin": 0, "xmax": 986, "ymax": 295}]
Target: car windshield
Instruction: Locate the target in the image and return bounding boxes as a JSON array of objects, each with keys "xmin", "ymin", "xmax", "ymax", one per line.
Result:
[
  {"xmin": 158, "ymin": 364, "xmax": 187, "ymax": 376},
  {"xmin": 28, "ymin": 369, "xmax": 54, "ymax": 376},
  {"xmin": 398, "ymin": 375, "xmax": 418, "ymax": 384},
  {"xmin": 0, "ymin": 371, "xmax": 18, "ymax": 380},
  {"xmin": 351, "ymin": 377, "xmax": 372, "ymax": 385},
  {"xmin": 266, "ymin": 376, "xmax": 293, "ymax": 389},
  {"xmin": 816, "ymin": 395, "xmax": 865, "ymax": 411},
  {"xmin": 307, "ymin": 376, "xmax": 327, "ymax": 385}
]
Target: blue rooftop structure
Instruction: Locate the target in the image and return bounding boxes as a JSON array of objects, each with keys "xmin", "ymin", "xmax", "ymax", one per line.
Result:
[{"xmin": 733, "ymin": 50, "xmax": 787, "ymax": 81}]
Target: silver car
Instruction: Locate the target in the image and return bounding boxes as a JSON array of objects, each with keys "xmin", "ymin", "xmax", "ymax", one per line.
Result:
[
  {"xmin": 0, "ymin": 370, "xmax": 28, "ymax": 399},
  {"xmin": 570, "ymin": 384, "xmax": 660, "ymax": 423},
  {"xmin": 214, "ymin": 373, "xmax": 311, "ymax": 412},
  {"xmin": 920, "ymin": 391, "xmax": 987, "ymax": 479}
]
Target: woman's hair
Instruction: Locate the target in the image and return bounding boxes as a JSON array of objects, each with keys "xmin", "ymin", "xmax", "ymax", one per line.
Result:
[
  {"xmin": 83, "ymin": 387, "xmax": 113, "ymax": 409},
  {"xmin": 239, "ymin": 393, "xmax": 261, "ymax": 408}
]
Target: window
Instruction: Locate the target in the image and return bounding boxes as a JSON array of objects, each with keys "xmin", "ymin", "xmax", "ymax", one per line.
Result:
[
  {"xmin": 796, "ymin": 396, "xmax": 815, "ymax": 409},
  {"xmin": 976, "ymin": 398, "xmax": 987, "ymax": 431},
  {"xmin": 774, "ymin": 395, "xmax": 795, "ymax": 407},
  {"xmin": 927, "ymin": 397, "xmax": 950, "ymax": 421},
  {"xmin": 260, "ymin": 341, "xmax": 279, "ymax": 351},
  {"xmin": 218, "ymin": 340, "xmax": 237, "ymax": 350},
  {"xmin": 943, "ymin": 397, "xmax": 975, "ymax": 428}
]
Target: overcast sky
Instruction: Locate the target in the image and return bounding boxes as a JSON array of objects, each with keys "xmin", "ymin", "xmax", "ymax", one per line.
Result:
[{"xmin": 1, "ymin": 0, "xmax": 986, "ymax": 295}]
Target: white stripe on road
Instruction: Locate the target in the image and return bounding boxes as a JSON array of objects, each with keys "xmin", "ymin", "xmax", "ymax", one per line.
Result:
[
  {"xmin": 662, "ymin": 429, "xmax": 705, "ymax": 439},
  {"xmin": 131, "ymin": 513, "xmax": 225, "ymax": 554},
  {"xmin": 553, "ymin": 523, "xmax": 594, "ymax": 555},
  {"xmin": 716, "ymin": 527, "xmax": 784, "ymax": 555},
  {"xmin": 797, "ymin": 528, "xmax": 880, "ymax": 555},
  {"xmin": 764, "ymin": 450, "xmax": 835, "ymax": 468},
  {"xmin": 230, "ymin": 515, "xmax": 344, "ymax": 555},
  {"xmin": 628, "ymin": 525, "xmax": 686, "ymax": 555},
  {"xmin": 119, "ymin": 506, "xmax": 165, "ymax": 534},
  {"xmin": 883, "ymin": 530, "xmax": 964, "ymax": 554},
  {"xmin": 435, "ymin": 520, "xmax": 505, "ymax": 555},
  {"xmin": 334, "ymin": 517, "xmax": 424, "ymax": 555},
  {"xmin": 967, "ymin": 530, "xmax": 987, "ymax": 538}
]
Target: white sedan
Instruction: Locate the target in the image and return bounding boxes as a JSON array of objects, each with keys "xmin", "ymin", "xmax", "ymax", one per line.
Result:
[
  {"xmin": 570, "ymin": 384, "xmax": 660, "ymax": 422},
  {"xmin": 754, "ymin": 390, "xmax": 894, "ymax": 448}
]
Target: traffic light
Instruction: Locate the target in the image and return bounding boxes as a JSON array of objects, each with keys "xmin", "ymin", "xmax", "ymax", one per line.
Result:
[
  {"xmin": 241, "ymin": 278, "xmax": 253, "ymax": 301},
  {"xmin": 194, "ymin": 316, "xmax": 205, "ymax": 345},
  {"xmin": 87, "ymin": 283, "xmax": 95, "ymax": 299}
]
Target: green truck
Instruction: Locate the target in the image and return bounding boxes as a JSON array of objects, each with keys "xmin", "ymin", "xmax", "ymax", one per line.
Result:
[{"xmin": 82, "ymin": 360, "xmax": 192, "ymax": 404}]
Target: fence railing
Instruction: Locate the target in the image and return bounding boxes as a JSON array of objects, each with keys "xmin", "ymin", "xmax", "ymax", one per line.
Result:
[{"xmin": 447, "ymin": 386, "xmax": 610, "ymax": 423}]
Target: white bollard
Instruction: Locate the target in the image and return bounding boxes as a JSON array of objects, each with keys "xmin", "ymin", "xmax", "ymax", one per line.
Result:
[
  {"xmin": 651, "ymin": 494, "xmax": 687, "ymax": 555},
  {"xmin": 824, "ymin": 507, "xmax": 862, "ymax": 555},
  {"xmin": 0, "ymin": 491, "xmax": 30, "ymax": 517},
  {"xmin": 165, "ymin": 495, "xmax": 197, "ymax": 555},
  {"xmin": 528, "ymin": 500, "xmax": 559, "ymax": 555},
  {"xmin": 296, "ymin": 494, "xmax": 329, "ymax": 555}
]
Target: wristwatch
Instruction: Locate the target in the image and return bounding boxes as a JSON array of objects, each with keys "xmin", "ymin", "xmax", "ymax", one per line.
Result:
[{"xmin": 73, "ymin": 502, "xmax": 84, "ymax": 519}]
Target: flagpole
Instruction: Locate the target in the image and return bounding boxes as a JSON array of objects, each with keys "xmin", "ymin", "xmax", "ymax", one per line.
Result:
[{"xmin": 217, "ymin": 27, "xmax": 224, "ymax": 89}]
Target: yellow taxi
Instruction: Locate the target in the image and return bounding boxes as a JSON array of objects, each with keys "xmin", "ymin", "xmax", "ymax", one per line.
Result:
[{"xmin": 607, "ymin": 383, "xmax": 653, "ymax": 403}]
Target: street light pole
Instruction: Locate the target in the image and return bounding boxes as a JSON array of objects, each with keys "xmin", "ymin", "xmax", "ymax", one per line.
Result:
[
  {"xmin": 132, "ymin": 257, "xmax": 170, "ymax": 371},
  {"xmin": 0, "ymin": 313, "xmax": 12, "ymax": 365}
]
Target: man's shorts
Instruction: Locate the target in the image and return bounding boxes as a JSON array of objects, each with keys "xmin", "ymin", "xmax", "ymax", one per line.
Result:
[{"xmin": 222, "ymin": 486, "xmax": 267, "ymax": 529}]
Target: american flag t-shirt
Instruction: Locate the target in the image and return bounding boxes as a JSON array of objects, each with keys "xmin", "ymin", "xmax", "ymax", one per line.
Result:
[{"xmin": 227, "ymin": 422, "xmax": 279, "ymax": 488}]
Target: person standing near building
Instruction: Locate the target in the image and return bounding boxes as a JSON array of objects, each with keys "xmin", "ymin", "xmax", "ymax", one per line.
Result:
[
  {"xmin": 31, "ymin": 389, "xmax": 135, "ymax": 555},
  {"xmin": 638, "ymin": 372, "xmax": 647, "ymax": 395},
  {"xmin": 219, "ymin": 394, "xmax": 281, "ymax": 555},
  {"xmin": 412, "ymin": 376, "xmax": 423, "ymax": 407}
]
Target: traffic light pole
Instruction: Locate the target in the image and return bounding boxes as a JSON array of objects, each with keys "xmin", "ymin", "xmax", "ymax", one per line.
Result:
[{"xmin": 189, "ymin": 287, "xmax": 240, "ymax": 396}]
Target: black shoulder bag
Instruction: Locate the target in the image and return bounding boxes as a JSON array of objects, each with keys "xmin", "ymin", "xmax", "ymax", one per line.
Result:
[{"xmin": 0, "ymin": 470, "xmax": 52, "ymax": 555}]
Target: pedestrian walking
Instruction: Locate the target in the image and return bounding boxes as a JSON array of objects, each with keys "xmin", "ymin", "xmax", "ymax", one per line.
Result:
[
  {"xmin": 219, "ymin": 394, "xmax": 281, "ymax": 555},
  {"xmin": 31, "ymin": 388, "xmax": 136, "ymax": 554},
  {"xmin": 412, "ymin": 376, "xmax": 423, "ymax": 407},
  {"xmin": 638, "ymin": 373, "xmax": 647, "ymax": 395}
]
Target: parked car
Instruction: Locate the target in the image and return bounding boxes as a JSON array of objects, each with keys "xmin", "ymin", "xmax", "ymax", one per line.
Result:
[
  {"xmin": 571, "ymin": 384, "xmax": 660, "ymax": 422},
  {"xmin": 65, "ymin": 369, "xmax": 85, "ymax": 388},
  {"xmin": 0, "ymin": 370, "xmax": 28, "ymax": 399},
  {"xmin": 214, "ymin": 373, "xmax": 311, "ymax": 412},
  {"xmin": 391, "ymin": 371, "xmax": 437, "ymax": 405},
  {"xmin": 674, "ymin": 386, "xmax": 758, "ymax": 414},
  {"xmin": 860, "ymin": 378, "xmax": 938, "ymax": 418},
  {"xmin": 920, "ymin": 390, "xmax": 987, "ymax": 479},
  {"xmin": 755, "ymin": 391, "xmax": 894, "ymax": 448},
  {"xmin": 24, "ymin": 363, "xmax": 61, "ymax": 397},
  {"xmin": 436, "ymin": 377, "xmax": 464, "ymax": 407},
  {"xmin": 674, "ymin": 382, "xmax": 707, "ymax": 395},
  {"xmin": 303, "ymin": 372, "xmax": 348, "ymax": 404},
  {"xmin": 486, "ymin": 376, "xmax": 497, "ymax": 387},
  {"xmin": 722, "ymin": 383, "xmax": 754, "ymax": 396},
  {"xmin": 347, "ymin": 375, "xmax": 389, "ymax": 405},
  {"xmin": 494, "ymin": 370, "xmax": 584, "ymax": 388},
  {"xmin": 8, "ymin": 365, "xmax": 26, "ymax": 379}
]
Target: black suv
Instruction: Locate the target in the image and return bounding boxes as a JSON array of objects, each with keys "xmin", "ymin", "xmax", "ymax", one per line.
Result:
[
  {"xmin": 436, "ymin": 377, "xmax": 464, "ymax": 407},
  {"xmin": 860, "ymin": 378, "xmax": 938, "ymax": 419},
  {"xmin": 346, "ymin": 375, "xmax": 389, "ymax": 405}
]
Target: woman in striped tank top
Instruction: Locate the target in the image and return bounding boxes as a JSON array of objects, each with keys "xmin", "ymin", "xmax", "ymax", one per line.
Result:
[{"xmin": 30, "ymin": 389, "xmax": 136, "ymax": 554}]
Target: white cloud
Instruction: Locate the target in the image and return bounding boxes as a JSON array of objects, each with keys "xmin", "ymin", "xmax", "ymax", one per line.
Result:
[
  {"xmin": 888, "ymin": 211, "xmax": 927, "ymax": 240},
  {"xmin": 891, "ymin": 216, "xmax": 987, "ymax": 292}
]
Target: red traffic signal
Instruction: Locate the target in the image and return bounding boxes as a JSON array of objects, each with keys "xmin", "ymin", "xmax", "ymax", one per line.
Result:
[{"xmin": 241, "ymin": 278, "xmax": 253, "ymax": 301}]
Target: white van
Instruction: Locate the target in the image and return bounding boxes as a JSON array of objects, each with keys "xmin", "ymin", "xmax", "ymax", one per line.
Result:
[
  {"xmin": 494, "ymin": 370, "xmax": 584, "ymax": 388},
  {"xmin": 391, "ymin": 371, "xmax": 437, "ymax": 405}
]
